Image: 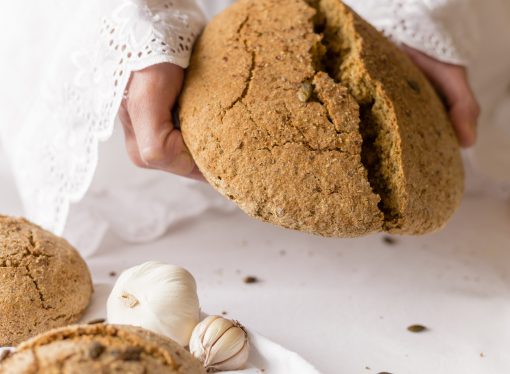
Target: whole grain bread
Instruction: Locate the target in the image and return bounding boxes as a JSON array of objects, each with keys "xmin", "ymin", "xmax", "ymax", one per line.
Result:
[
  {"xmin": 0, "ymin": 216, "xmax": 93, "ymax": 346},
  {"xmin": 0, "ymin": 324, "xmax": 206, "ymax": 374},
  {"xmin": 179, "ymin": 0, "xmax": 464, "ymax": 236}
]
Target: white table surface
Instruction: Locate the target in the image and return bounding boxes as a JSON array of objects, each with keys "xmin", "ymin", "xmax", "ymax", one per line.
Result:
[{"xmin": 1, "ymin": 152, "xmax": 510, "ymax": 374}]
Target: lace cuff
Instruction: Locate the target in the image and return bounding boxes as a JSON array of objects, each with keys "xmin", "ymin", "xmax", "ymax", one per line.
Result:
[
  {"xmin": 7, "ymin": 0, "xmax": 205, "ymax": 235},
  {"xmin": 346, "ymin": 0, "xmax": 480, "ymax": 66}
]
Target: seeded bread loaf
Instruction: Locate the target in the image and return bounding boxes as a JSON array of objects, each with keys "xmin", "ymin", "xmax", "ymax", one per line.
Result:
[
  {"xmin": 0, "ymin": 216, "xmax": 93, "ymax": 346},
  {"xmin": 179, "ymin": 0, "xmax": 464, "ymax": 236},
  {"xmin": 0, "ymin": 324, "xmax": 206, "ymax": 373}
]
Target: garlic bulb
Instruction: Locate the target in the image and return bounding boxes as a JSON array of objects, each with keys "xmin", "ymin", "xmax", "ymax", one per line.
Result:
[
  {"xmin": 106, "ymin": 261, "xmax": 200, "ymax": 346},
  {"xmin": 190, "ymin": 316, "xmax": 250, "ymax": 372}
]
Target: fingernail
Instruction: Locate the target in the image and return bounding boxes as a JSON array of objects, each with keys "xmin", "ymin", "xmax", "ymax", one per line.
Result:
[
  {"xmin": 470, "ymin": 121, "xmax": 478, "ymax": 137},
  {"xmin": 463, "ymin": 122, "xmax": 477, "ymax": 147},
  {"xmin": 170, "ymin": 150, "xmax": 196, "ymax": 176},
  {"xmin": 190, "ymin": 165, "xmax": 206, "ymax": 181}
]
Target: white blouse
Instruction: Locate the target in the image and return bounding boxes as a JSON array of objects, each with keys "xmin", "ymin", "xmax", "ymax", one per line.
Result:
[{"xmin": 0, "ymin": 0, "xmax": 508, "ymax": 250}]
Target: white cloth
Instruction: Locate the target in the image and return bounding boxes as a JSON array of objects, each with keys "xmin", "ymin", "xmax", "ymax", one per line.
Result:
[
  {"xmin": 349, "ymin": 0, "xmax": 480, "ymax": 65},
  {"xmin": 0, "ymin": 0, "xmax": 206, "ymax": 235},
  {"xmin": 0, "ymin": 0, "xmax": 509, "ymax": 245}
]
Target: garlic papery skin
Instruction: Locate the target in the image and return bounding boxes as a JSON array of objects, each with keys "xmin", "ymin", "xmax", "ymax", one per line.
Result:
[
  {"xmin": 106, "ymin": 261, "xmax": 200, "ymax": 346},
  {"xmin": 189, "ymin": 316, "xmax": 250, "ymax": 372}
]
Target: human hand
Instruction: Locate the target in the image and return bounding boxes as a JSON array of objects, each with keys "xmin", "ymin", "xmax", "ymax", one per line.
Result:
[
  {"xmin": 119, "ymin": 63, "xmax": 204, "ymax": 180},
  {"xmin": 402, "ymin": 45, "xmax": 480, "ymax": 148}
]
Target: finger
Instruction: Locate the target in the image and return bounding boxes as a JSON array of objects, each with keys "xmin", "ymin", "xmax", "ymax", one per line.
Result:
[
  {"xmin": 119, "ymin": 101, "xmax": 146, "ymax": 167},
  {"xmin": 402, "ymin": 45, "xmax": 480, "ymax": 147},
  {"xmin": 438, "ymin": 72, "xmax": 480, "ymax": 148},
  {"xmin": 449, "ymin": 100, "xmax": 479, "ymax": 147},
  {"xmin": 127, "ymin": 64, "xmax": 200, "ymax": 177},
  {"xmin": 450, "ymin": 106, "xmax": 477, "ymax": 147},
  {"xmin": 187, "ymin": 162, "xmax": 207, "ymax": 181}
]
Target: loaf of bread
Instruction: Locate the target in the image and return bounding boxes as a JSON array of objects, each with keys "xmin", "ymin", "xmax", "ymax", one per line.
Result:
[
  {"xmin": 0, "ymin": 216, "xmax": 93, "ymax": 346},
  {"xmin": 0, "ymin": 324, "xmax": 206, "ymax": 373},
  {"xmin": 179, "ymin": 0, "xmax": 464, "ymax": 237}
]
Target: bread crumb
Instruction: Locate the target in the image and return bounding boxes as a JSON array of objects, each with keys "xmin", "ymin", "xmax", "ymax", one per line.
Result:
[
  {"xmin": 87, "ymin": 318, "xmax": 106, "ymax": 325},
  {"xmin": 243, "ymin": 276, "xmax": 260, "ymax": 284},
  {"xmin": 382, "ymin": 236, "xmax": 397, "ymax": 245}
]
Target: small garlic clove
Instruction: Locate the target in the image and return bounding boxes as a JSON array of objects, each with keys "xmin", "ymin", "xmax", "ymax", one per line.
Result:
[
  {"xmin": 189, "ymin": 315, "xmax": 219, "ymax": 359},
  {"xmin": 210, "ymin": 338, "xmax": 250, "ymax": 372},
  {"xmin": 189, "ymin": 317, "xmax": 250, "ymax": 372},
  {"xmin": 208, "ymin": 324, "xmax": 247, "ymax": 364},
  {"xmin": 202, "ymin": 318, "xmax": 235, "ymax": 353}
]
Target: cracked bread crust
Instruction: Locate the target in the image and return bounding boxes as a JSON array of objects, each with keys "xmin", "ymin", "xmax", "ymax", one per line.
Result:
[
  {"xmin": 324, "ymin": 0, "xmax": 464, "ymax": 234},
  {"xmin": 180, "ymin": 0, "xmax": 463, "ymax": 237},
  {"xmin": 180, "ymin": 0, "xmax": 382, "ymax": 237},
  {"xmin": 0, "ymin": 216, "xmax": 93, "ymax": 346},
  {"xmin": 0, "ymin": 324, "xmax": 206, "ymax": 374}
]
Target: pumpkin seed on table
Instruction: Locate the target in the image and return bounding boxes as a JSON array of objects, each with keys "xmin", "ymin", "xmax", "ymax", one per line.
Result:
[{"xmin": 407, "ymin": 324, "xmax": 428, "ymax": 333}]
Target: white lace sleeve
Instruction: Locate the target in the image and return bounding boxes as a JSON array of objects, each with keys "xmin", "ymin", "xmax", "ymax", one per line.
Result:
[
  {"xmin": 344, "ymin": 0, "xmax": 480, "ymax": 65},
  {"xmin": 4, "ymin": 0, "xmax": 205, "ymax": 235}
]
